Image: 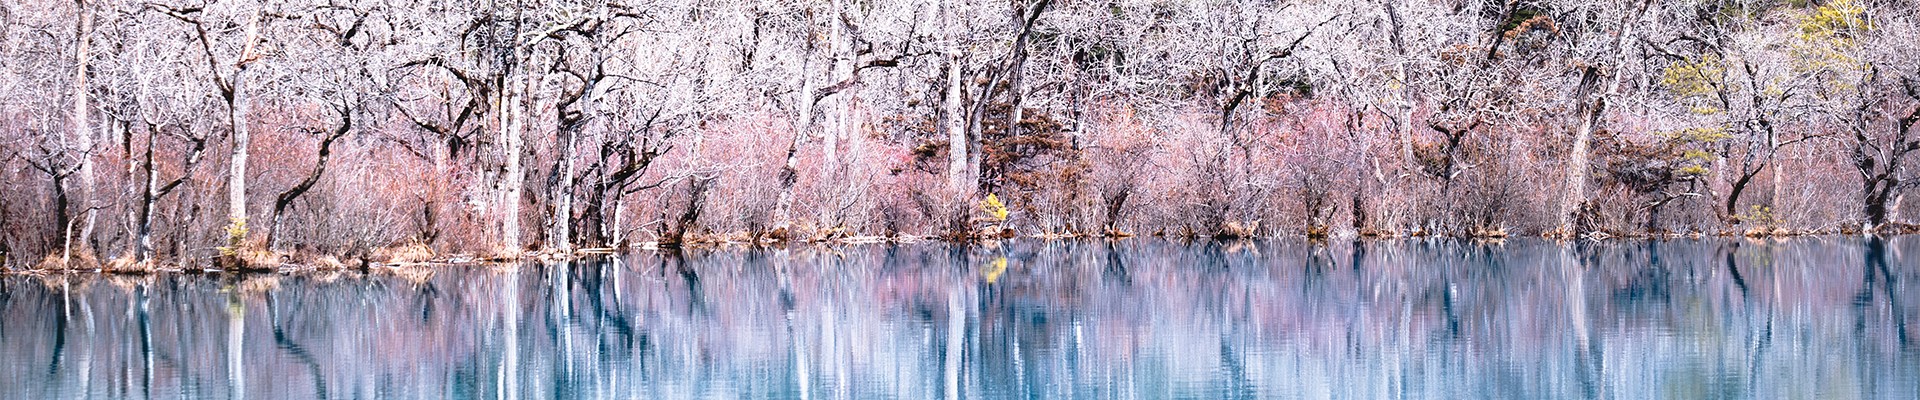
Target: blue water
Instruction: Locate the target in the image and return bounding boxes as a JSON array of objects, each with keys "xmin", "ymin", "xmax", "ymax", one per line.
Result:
[{"xmin": 3, "ymin": 237, "xmax": 1917, "ymax": 399}]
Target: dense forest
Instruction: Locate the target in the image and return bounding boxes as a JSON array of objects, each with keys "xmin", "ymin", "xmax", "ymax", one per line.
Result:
[{"xmin": 2, "ymin": 0, "xmax": 1918, "ymax": 270}]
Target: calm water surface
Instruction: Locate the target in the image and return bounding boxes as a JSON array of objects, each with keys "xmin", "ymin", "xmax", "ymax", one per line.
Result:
[{"xmin": 2, "ymin": 237, "xmax": 1918, "ymax": 399}]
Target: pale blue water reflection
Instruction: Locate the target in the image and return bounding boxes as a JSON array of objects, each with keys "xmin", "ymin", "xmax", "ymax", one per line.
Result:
[{"xmin": 2, "ymin": 237, "xmax": 1917, "ymax": 399}]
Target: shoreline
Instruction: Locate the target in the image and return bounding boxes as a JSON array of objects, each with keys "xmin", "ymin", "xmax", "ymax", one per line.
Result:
[{"xmin": 8, "ymin": 228, "xmax": 1915, "ymax": 275}]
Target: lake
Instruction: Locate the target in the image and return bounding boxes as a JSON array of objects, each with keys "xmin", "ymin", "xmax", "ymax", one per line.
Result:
[{"xmin": 3, "ymin": 237, "xmax": 1917, "ymax": 399}]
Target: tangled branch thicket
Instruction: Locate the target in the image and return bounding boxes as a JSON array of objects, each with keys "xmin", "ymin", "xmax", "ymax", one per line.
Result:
[{"xmin": 2, "ymin": 0, "xmax": 1919, "ymax": 269}]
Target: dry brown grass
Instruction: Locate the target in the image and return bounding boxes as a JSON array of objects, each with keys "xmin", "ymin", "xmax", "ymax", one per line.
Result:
[
  {"xmin": 811, "ymin": 226, "xmax": 850, "ymax": 242},
  {"xmin": 373, "ymin": 242, "xmax": 435, "ymax": 264},
  {"xmin": 214, "ymin": 238, "xmax": 286, "ymax": 271},
  {"xmin": 34, "ymin": 254, "xmax": 69, "ymax": 271},
  {"xmin": 234, "ymin": 247, "xmax": 287, "ymax": 271},
  {"xmin": 1469, "ymin": 226, "xmax": 1509, "ymax": 239},
  {"xmin": 33, "ymin": 252, "xmax": 100, "ymax": 271},
  {"xmin": 1885, "ymin": 222, "xmax": 1920, "ymax": 234},
  {"xmin": 1305, "ymin": 224, "xmax": 1331, "ymax": 239},
  {"xmin": 101, "ymin": 256, "xmax": 155, "ymax": 274},
  {"xmin": 480, "ymin": 247, "xmax": 525, "ymax": 262},
  {"xmin": 306, "ymin": 255, "xmax": 346, "ymax": 270},
  {"xmin": 1215, "ymin": 220, "xmax": 1259, "ymax": 239}
]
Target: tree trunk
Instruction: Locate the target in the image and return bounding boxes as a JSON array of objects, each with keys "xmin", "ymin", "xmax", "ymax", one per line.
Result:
[
  {"xmin": 1394, "ymin": 70, "xmax": 1416, "ymax": 170},
  {"xmin": 939, "ymin": 1, "xmax": 971, "ymax": 195},
  {"xmin": 982, "ymin": 0, "xmax": 1051, "ymax": 196},
  {"xmin": 267, "ymin": 110, "xmax": 350, "ymax": 251},
  {"xmin": 500, "ymin": 70, "xmax": 527, "ymax": 253},
  {"xmin": 1383, "ymin": 1, "xmax": 1416, "ymax": 172},
  {"xmin": 774, "ymin": 26, "xmax": 818, "ymax": 232},
  {"xmin": 773, "ymin": 130, "xmax": 802, "ymax": 233},
  {"xmin": 1563, "ymin": 82, "xmax": 1600, "ymax": 233},
  {"xmin": 611, "ymin": 197, "xmax": 625, "ymax": 246},
  {"xmin": 551, "ymin": 124, "xmax": 579, "ymax": 251},
  {"xmin": 824, "ymin": 0, "xmax": 848, "ymax": 168},
  {"xmin": 120, "ymin": 122, "xmax": 138, "ymax": 260},
  {"xmin": 1893, "ymin": 192, "xmax": 1906, "ymax": 224},
  {"xmin": 137, "ymin": 126, "xmax": 163, "ymax": 262},
  {"xmin": 665, "ymin": 177, "xmax": 713, "ymax": 246},
  {"xmin": 134, "ymin": 123, "xmax": 206, "ymax": 262},
  {"xmin": 944, "ymin": 57, "xmax": 968, "ymax": 193},
  {"xmin": 225, "ymin": 15, "xmax": 263, "ymax": 249},
  {"xmin": 72, "ymin": 0, "xmax": 97, "ymax": 255},
  {"xmin": 1866, "ymin": 184, "xmax": 1891, "ymax": 228},
  {"xmin": 1771, "ymin": 147, "xmax": 1785, "ymax": 216},
  {"xmin": 1724, "ymin": 164, "xmax": 1763, "ymax": 219},
  {"xmin": 52, "ymin": 173, "xmax": 71, "ymax": 259},
  {"xmin": 1560, "ymin": 0, "xmax": 1651, "ymax": 235},
  {"xmin": 138, "ymin": 136, "xmax": 156, "ymax": 261},
  {"xmin": 226, "ymin": 70, "xmax": 251, "ymax": 249}
]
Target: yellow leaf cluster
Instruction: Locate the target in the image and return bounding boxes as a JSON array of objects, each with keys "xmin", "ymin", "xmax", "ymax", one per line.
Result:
[
  {"xmin": 1676, "ymin": 165, "xmax": 1712, "ymax": 178},
  {"xmin": 1659, "ymin": 127, "xmax": 1731, "ymax": 143},
  {"xmin": 1661, "ymin": 55, "xmax": 1726, "ymax": 100},
  {"xmin": 980, "ymin": 193, "xmax": 1009, "ymax": 221},
  {"xmin": 1797, "ymin": 0, "xmax": 1871, "ymax": 40},
  {"xmin": 1789, "ymin": 0, "xmax": 1871, "ymax": 79},
  {"xmin": 1682, "ymin": 150, "xmax": 1717, "ymax": 162}
]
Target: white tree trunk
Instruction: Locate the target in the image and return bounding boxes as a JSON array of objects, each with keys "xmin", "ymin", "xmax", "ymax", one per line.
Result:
[
  {"xmin": 944, "ymin": 59, "xmax": 968, "ymax": 192},
  {"xmin": 121, "ymin": 123, "xmax": 138, "ymax": 260},
  {"xmin": 226, "ymin": 14, "xmax": 262, "ymax": 248},
  {"xmin": 72, "ymin": 2, "xmax": 97, "ymax": 254},
  {"xmin": 227, "ymin": 71, "xmax": 251, "ymax": 248},
  {"xmin": 773, "ymin": 132, "xmax": 803, "ymax": 229},
  {"xmin": 552, "ymin": 124, "xmax": 579, "ymax": 251},
  {"xmin": 501, "ymin": 70, "xmax": 526, "ymax": 252},
  {"xmin": 774, "ymin": 36, "xmax": 818, "ymax": 229},
  {"xmin": 1892, "ymin": 192, "xmax": 1905, "ymax": 223},
  {"xmin": 1564, "ymin": 110, "xmax": 1597, "ymax": 232},
  {"xmin": 1395, "ymin": 66, "xmax": 1415, "ymax": 169},
  {"xmin": 824, "ymin": 0, "xmax": 849, "ymax": 168},
  {"xmin": 1561, "ymin": 1, "xmax": 1650, "ymax": 234},
  {"xmin": 610, "ymin": 197, "xmax": 625, "ymax": 246}
]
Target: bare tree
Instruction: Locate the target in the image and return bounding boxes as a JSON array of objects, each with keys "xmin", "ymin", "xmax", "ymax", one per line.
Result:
[
  {"xmin": 1558, "ymin": 0, "xmax": 1654, "ymax": 235},
  {"xmin": 148, "ymin": 2, "xmax": 273, "ymax": 251},
  {"xmin": 1848, "ymin": 65, "xmax": 1920, "ymax": 229}
]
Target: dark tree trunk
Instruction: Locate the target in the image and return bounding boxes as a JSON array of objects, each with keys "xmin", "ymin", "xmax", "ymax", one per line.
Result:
[
  {"xmin": 52, "ymin": 174, "xmax": 71, "ymax": 255},
  {"xmin": 662, "ymin": 176, "xmax": 713, "ymax": 247},
  {"xmin": 268, "ymin": 109, "xmax": 351, "ymax": 251},
  {"xmin": 1724, "ymin": 164, "xmax": 1764, "ymax": 219}
]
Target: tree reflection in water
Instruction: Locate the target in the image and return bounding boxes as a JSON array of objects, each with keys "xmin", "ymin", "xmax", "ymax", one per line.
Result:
[{"xmin": 2, "ymin": 238, "xmax": 1918, "ymax": 399}]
